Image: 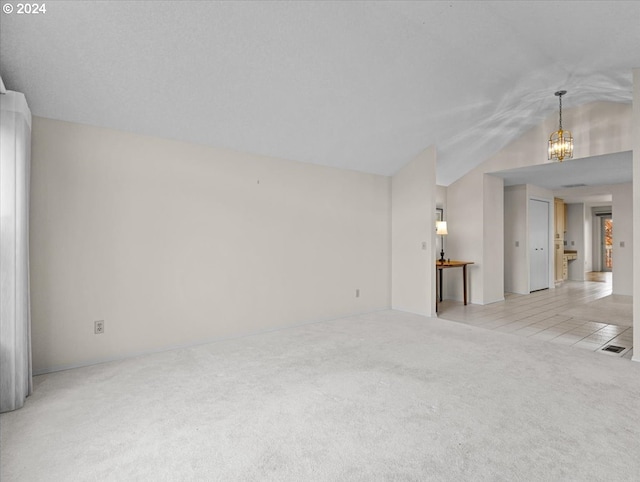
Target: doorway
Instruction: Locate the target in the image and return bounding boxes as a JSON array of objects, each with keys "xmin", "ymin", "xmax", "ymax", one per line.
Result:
[
  {"xmin": 601, "ymin": 215, "xmax": 613, "ymax": 272},
  {"xmin": 529, "ymin": 199, "xmax": 550, "ymax": 292}
]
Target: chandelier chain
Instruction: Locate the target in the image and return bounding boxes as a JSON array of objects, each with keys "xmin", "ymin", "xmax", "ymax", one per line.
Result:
[{"xmin": 558, "ymin": 94, "xmax": 563, "ymax": 130}]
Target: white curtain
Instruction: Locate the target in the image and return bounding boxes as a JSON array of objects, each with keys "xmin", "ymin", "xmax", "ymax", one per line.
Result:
[{"xmin": 0, "ymin": 90, "xmax": 32, "ymax": 413}]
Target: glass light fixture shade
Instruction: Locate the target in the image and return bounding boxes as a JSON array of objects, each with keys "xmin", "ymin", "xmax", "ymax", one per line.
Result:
[
  {"xmin": 548, "ymin": 90, "xmax": 573, "ymax": 162},
  {"xmin": 435, "ymin": 221, "xmax": 448, "ymax": 235},
  {"xmin": 548, "ymin": 129, "xmax": 573, "ymax": 161}
]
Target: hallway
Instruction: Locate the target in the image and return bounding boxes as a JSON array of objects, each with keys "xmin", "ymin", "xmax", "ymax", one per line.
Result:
[{"xmin": 437, "ymin": 277, "xmax": 633, "ymax": 359}]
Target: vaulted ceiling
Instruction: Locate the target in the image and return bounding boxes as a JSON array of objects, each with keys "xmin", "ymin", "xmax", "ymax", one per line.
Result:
[{"xmin": 1, "ymin": 1, "xmax": 639, "ymax": 185}]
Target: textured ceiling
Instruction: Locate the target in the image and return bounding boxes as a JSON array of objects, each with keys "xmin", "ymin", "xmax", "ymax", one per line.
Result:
[{"xmin": 1, "ymin": 1, "xmax": 639, "ymax": 185}]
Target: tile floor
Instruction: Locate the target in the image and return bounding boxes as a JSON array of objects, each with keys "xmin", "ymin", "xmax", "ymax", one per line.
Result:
[{"xmin": 437, "ymin": 275, "xmax": 634, "ymax": 359}]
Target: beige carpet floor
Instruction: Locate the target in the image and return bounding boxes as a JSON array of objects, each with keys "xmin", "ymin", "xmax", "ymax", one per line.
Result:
[
  {"xmin": 560, "ymin": 294, "xmax": 633, "ymax": 327},
  {"xmin": 2, "ymin": 310, "xmax": 639, "ymax": 481}
]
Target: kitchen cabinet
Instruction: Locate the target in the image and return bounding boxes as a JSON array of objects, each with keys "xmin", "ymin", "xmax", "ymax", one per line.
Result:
[{"xmin": 554, "ymin": 198, "xmax": 565, "ymax": 240}]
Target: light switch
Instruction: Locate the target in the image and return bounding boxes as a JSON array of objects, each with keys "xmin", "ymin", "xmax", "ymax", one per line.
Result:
[
  {"xmin": 422, "ymin": 241, "xmax": 427, "ymax": 250},
  {"xmin": 620, "ymin": 241, "xmax": 625, "ymax": 248},
  {"xmin": 515, "ymin": 241, "xmax": 519, "ymax": 247}
]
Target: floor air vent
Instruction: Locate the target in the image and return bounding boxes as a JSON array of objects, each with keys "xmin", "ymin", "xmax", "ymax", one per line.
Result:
[{"xmin": 602, "ymin": 345, "xmax": 625, "ymax": 353}]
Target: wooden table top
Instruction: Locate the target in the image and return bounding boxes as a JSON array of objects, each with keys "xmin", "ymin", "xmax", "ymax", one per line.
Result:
[{"xmin": 436, "ymin": 260, "xmax": 474, "ymax": 268}]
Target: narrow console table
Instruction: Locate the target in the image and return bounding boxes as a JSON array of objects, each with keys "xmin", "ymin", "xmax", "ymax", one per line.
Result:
[{"xmin": 435, "ymin": 260, "xmax": 474, "ymax": 312}]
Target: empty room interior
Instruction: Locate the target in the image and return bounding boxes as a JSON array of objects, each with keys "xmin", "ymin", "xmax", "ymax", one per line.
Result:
[{"xmin": 1, "ymin": 1, "xmax": 639, "ymax": 480}]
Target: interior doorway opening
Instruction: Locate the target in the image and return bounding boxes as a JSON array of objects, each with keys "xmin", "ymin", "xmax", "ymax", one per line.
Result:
[{"xmin": 601, "ymin": 215, "xmax": 613, "ymax": 272}]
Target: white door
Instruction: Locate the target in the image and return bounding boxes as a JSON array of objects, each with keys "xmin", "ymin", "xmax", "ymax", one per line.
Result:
[{"xmin": 529, "ymin": 199, "xmax": 549, "ymax": 292}]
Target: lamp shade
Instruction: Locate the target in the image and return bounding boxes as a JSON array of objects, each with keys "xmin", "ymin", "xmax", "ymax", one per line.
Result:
[{"xmin": 436, "ymin": 221, "xmax": 448, "ymax": 235}]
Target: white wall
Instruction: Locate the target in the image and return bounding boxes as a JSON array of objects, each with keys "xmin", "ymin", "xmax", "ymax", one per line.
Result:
[
  {"xmin": 612, "ymin": 183, "xmax": 633, "ymax": 296},
  {"xmin": 483, "ymin": 174, "xmax": 504, "ymax": 303},
  {"xmin": 565, "ymin": 203, "xmax": 585, "ymax": 280},
  {"xmin": 436, "ymin": 185, "xmax": 447, "ymax": 212},
  {"xmin": 444, "ymin": 173, "xmax": 505, "ymax": 304},
  {"xmin": 504, "ymin": 185, "xmax": 527, "ymax": 294},
  {"xmin": 391, "ymin": 146, "xmax": 437, "ymax": 316},
  {"xmin": 582, "ymin": 204, "xmax": 594, "ymax": 273},
  {"xmin": 445, "ymin": 169, "xmax": 484, "ymax": 303},
  {"xmin": 30, "ymin": 117, "xmax": 392, "ymax": 373},
  {"xmin": 526, "ymin": 184, "xmax": 555, "ymax": 202}
]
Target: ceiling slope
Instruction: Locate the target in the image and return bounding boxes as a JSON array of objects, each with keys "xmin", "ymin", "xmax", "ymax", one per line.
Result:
[{"xmin": 1, "ymin": 1, "xmax": 639, "ymax": 185}]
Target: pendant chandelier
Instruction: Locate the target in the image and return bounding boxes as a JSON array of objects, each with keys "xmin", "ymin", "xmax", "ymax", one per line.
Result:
[{"xmin": 548, "ymin": 90, "xmax": 573, "ymax": 162}]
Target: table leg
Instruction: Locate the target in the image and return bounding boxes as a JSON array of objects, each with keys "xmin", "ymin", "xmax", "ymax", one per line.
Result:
[
  {"xmin": 435, "ymin": 267, "xmax": 439, "ymax": 312},
  {"xmin": 463, "ymin": 264, "xmax": 468, "ymax": 305},
  {"xmin": 439, "ymin": 268, "xmax": 443, "ymax": 302}
]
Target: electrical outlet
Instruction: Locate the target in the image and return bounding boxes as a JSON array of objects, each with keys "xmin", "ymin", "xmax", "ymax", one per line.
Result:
[
  {"xmin": 94, "ymin": 320, "xmax": 104, "ymax": 334},
  {"xmin": 356, "ymin": 289, "xmax": 360, "ymax": 298}
]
